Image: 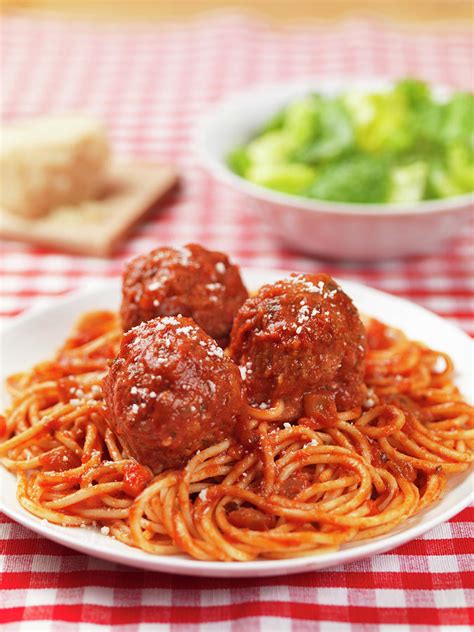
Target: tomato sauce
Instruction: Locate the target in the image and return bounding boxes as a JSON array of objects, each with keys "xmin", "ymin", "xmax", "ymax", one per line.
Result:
[{"xmin": 123, "ymin": 461, "xmax": 153, "ymax": 497}]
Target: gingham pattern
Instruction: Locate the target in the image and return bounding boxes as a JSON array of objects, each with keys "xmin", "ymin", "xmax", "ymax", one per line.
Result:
[{"xmin": 0, "ymin": 13, "xmax": 473, "ymax": 631}]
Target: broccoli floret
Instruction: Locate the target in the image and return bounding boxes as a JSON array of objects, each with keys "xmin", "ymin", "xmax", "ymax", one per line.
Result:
[
  {"xmin": 284, "ymin": 95, "xmax": 322, "ymax": 146},
  {"xmin": 308, "ymin": 155, "xmax": 390, "ymax": 203},
  {"xmin": 228, "ymin": 146, "xmax": 251, "ymax": 177},
  {"xmin": 247, "ymin": 163, "xmax": 317, "ymax": 195},
  {"xmin": 388, "ymin": 161, "xmax": 428, "ymax": 203},
  {"xmin": 295, "ymin": 99, "xmax": 354, "ymax": 163}
]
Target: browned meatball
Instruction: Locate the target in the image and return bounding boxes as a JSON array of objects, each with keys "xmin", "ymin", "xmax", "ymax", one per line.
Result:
[
  {"xmin": 229, "ymin": 274, "xmax": 367, "ymax": 421},
  {"xmin": 120, "ymin": 244, "xmax": 248, "ymax": 347},
  {"xmin": 103, "ymin": 316, "xmax": 246, "ymax": 472}
]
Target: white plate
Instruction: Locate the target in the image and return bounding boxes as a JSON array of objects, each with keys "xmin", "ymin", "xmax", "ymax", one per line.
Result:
[{"xmin": 1, "ymin": 268, "xmax": 473, "ymax": 577}]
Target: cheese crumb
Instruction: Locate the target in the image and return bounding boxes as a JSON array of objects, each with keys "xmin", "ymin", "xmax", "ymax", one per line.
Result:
[{"xmin": 432, "ymin": 356, "xmax": 447, "ymax": 374}]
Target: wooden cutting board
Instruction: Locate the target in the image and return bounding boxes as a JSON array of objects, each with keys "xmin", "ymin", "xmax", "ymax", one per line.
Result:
[{"xmin": 0, "ymin": 162, "xmax": 179, "ymax": 257}]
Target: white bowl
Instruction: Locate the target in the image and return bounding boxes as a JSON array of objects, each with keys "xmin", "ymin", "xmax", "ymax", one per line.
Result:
[{"xmin": 195, "ymin": 79, "xmax": 473, "ymax": 260}]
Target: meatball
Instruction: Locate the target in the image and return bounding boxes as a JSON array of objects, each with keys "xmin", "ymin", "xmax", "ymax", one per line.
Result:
[
  {"xmin": 103, "ymin": 316, "xmax": 246, "ymax": 472},
  {"xmin": 229, "ymin": 273, "xmax": 367, "ymax": 421},
  {"xmin": 120, "ymin": 244, "xmax": 248, "ymax": 347}
]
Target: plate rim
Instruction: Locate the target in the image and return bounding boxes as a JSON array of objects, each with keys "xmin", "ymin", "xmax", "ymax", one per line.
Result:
[{"xmin": 1, "ymin": 268, "xmax": 473, "ymax": 577}]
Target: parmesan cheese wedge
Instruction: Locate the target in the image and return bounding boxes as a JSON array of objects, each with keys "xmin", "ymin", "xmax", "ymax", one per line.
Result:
[{"xmin": 0, "ymin": 114, "xmax": 110, "ymax": 218}]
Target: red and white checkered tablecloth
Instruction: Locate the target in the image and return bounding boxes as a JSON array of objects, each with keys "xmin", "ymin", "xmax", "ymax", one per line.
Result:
[{"xmin": 1, "ymin": 12, "xmax": 473, "ymax": 631}]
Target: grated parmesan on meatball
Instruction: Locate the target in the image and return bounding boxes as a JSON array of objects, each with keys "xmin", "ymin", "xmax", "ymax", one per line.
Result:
[
  {"xmin": 120, "ymin": 244, "xmax": 248, "ymax": 347},
  {"xmin": 103, "ymin": 316, "xmax": 246, "ymax": 471},
  {"xmin": 229, "ymin": 273, "xmax": 367, "ymax": 421}
]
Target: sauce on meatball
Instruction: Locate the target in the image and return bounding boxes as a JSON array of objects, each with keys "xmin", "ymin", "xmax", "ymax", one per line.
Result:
[
  {"xmin": 103, "ymin": 316, "xmax": 246, "ymax": 472},
  {"xmin": 229, "ymin": 273, "xmax": 367, "ymax": 422},
  {"xmin": 120, "ymin": 244, "xmax": 248, "ymax": 347}
]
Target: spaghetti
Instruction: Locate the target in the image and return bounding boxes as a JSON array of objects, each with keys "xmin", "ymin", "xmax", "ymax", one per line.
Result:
[{"xmin": 0, "ymin": 310, "xmax": 473, "ymax": 561}]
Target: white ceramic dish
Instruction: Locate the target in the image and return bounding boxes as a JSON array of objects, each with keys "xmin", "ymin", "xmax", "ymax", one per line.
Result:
[
  {"xmin": 0, "ymin": 268, "xmax": 473, "ymax": 577},
  {"xmin": 195, "ymin": 79, "xmax": 474, "ymax": 260}
]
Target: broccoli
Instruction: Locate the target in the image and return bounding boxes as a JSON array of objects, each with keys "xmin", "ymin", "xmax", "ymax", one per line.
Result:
[{"xmin": 227, "ymin": 78, "xmax": 474, "ymax": 203}]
